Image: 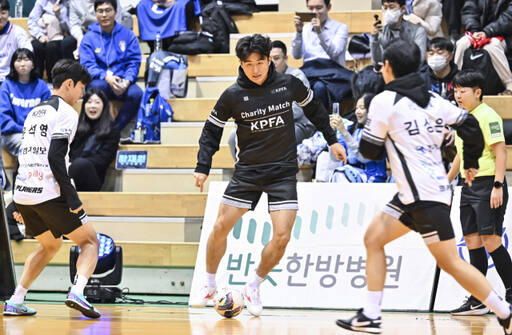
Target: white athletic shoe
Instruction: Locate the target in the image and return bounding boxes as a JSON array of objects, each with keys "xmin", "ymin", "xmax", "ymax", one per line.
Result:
[
  {"xmin": 189, "ymin": 285, "xmax": 216, "ymax": 307},
  {"xmin": 244, "ymin": 284, "xmax": 263, "ymax": 316}
]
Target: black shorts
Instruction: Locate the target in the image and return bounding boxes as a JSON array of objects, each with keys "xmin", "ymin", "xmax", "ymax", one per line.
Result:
[
  {"xmin": 460, "ymin": 176, "xmax": 508, "ymax": 236},
  {"xmin": 383, "ymin": 193, "xmax": 455, "ymax": 244},
  {"xmin": 222, "ymin": 174, "xmax": 298, "ymax": 211},
  {"xmin": 15, "ymin": 196, "xmax": 88, "ymax": 238}
]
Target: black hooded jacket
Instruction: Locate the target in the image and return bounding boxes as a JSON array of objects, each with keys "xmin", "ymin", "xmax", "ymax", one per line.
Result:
[
  {"xmin": 195, "ymin": 62, "xmax": 337, "ymax": 177},
  {"xmin": 419, "ymin": 62, "xmax": 458, "ymax": 102},
  {"xmin": 359, "ymin": 72, "xmax": 484, "ymax": 170}
]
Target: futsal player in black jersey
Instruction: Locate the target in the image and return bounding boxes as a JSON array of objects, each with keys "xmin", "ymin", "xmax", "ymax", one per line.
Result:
[{"xmin": 190, "ymin": 34, "xmax": 346, "ymax": 316}]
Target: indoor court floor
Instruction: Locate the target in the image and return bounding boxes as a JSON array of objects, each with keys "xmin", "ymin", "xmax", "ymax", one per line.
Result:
[{"xmin": 0, "ymin": 302, "xmax": 506, "ymax": 335}]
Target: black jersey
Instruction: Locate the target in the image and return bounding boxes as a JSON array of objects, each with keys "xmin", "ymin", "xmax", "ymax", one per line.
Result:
[{"xmin": 195, "ymin": 63, "xmax": 337, "ymax": 177}]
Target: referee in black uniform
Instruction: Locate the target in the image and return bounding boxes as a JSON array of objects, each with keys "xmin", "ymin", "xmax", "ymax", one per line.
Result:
[{"xmin": 189, "ymin": 34, "xmax": 346, "ymax": 316}]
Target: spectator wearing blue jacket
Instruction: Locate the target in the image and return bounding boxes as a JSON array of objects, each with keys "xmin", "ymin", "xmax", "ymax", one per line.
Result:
[
  {"xmin": 79, "ymin": 0, "xmax": 142, "ymax": 131},
  {"xmin": 0, "ymin": 48, "xmax": 51, "ymax": 158}
]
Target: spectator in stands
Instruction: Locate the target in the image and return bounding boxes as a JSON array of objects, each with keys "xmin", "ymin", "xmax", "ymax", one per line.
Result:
[
  {"xmin": 292, "ymin": 0, "xmax": 348, "ymax": 67},
  {"xmin": 371, "ymin": 0, "xmax": 427, "ymax": 65},
  {"xmin": 316, "ymin": 94, "xmax": 387, "ymax": 183},
  {"xmin": 404, "ymin": 0, "xmax": 444, "ymax": 39},
  {"xmin": 441, "ymin": 0, "xmax": 463, "ymax": 44},
  {"xmin": 69, "ymin": 88, "xmax": 120, "ymax": 191},
  {"xmin": 0, "ymin": 48, "xmax": 51, "ymax": 159},
  {"xmin": 79, "ymin": 0, "xmax": 142, "ymax": 131},
  {"xmin": 292, "ymin": 0, "xmax": 352, "ymax": 110},
  {"xmin": 420, "ymin": 37, "xmax": 458, "ymax": 102},
  {"xmin": 28, "ymin": 0, "xmax": 77, "ymax": 82},
  {"xmin": 453, "ymin": 0, "xmax": 512, "ymax": 95},
  {"xmin": 0, "ymin": 0, "xmax": 33, "ymax": 85},
  {"xmin": 69, "ymin": 0, "xmax": 131, "ymax": 59},
  {"xmin": 227, "ymin": 40, "xmax": 316, "ymax": 160}
]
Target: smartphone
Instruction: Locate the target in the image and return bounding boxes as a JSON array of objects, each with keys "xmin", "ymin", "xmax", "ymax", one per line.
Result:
[
  {"xmin": 374, "ymin": 14, "xmax": 381, "ymax": 25},
  {"xmin": 295, "ymin": 12, "xmax": 316, "ymax": 22}
]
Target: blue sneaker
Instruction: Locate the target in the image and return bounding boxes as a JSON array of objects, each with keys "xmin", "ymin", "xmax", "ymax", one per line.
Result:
[
  {"xmin": 3, "ymin": 301, "xmax": 37, "ymax": 316},
  {"xmin": 65, "ymin": 291, "xmax": 100, "ymax": 319}
]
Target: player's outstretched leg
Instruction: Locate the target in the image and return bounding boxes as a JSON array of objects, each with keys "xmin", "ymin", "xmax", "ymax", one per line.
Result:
[
  {"xmin": 189, "ymin": 204, "xmax": 247, "ymax": 307},
  {"xmin": 64, "ymin": 223, "xmax": 101, "ymax": 319},
  {"xmin": 3, "ymin": 231, "xmax": 62, "ymax": 316},
  {"xmin": 427, "ymin": 239, "xmax": 512, "ymax": 335},
  {"xmin": 244, "ymin": 209, "xmax": 296, "ymax": 317},
  {"xmin": 335, "ymin": 211, "xmax": 410, "ymax": 334}
]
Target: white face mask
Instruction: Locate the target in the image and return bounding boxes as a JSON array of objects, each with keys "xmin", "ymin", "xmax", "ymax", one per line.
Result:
[
  {"xmin": 383, "ymin": 9, "xmax": 402, "ymax": 25},
  {"xmin": 427, "ymin": 55, "xmax": 448, "ymax": 72}
]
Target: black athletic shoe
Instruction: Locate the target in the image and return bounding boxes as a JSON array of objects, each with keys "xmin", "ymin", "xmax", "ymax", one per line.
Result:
[
  {"xmin": 336, "ymin": 308, "xmax": 382, "ymax": 334},
  {"xmin": 498, "ymin": 304, "xmax": 512, "ymax": 335},
  {"xmin": 451, "ymin": 296, "xmax": 490, "ymax": 316}
]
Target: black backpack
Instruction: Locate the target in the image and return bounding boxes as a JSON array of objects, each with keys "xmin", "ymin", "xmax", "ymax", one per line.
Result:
[
  {"xmin": 462, "ymin": 48, "xmax": 505, "ymax": 95},
  {"xmin": 167, "ymin": 31, "xmax": 216, "ymax": 55},
  {"xmin": 351, "ymin": 65, "xmax": 385, "ymax": 100},
  {"xmin": 201, "ymin": 1, "xmax": 238, "ymax": 53}
]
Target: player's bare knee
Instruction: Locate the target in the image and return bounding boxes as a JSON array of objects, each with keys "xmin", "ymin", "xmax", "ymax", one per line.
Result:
[
  {"xmin": 42, "ymin": 240, "xmax": 62, "ymax": 256},
  {"xmin": 363, "ymin": 230, "xmax": 383, "ymax": 250},
  {"xmin": 481, "ymin": 235, "xmax": 502, "ymax": 252},
  {"xmin": 464, "ymin": 233, "xmax": 483, "ymax": 249},
  {"xmin": 272, "ymin": 233, "xmax": 291, "ymax": 251},
  {"xmin": 211, "ymin": 221, "xmax": 230, "ymax": 239}
]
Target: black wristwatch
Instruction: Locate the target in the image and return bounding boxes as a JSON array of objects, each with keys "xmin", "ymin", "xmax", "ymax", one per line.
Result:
[{"xmin": 494, "ymin": 181, "xmax": 504, "ymax": 189}]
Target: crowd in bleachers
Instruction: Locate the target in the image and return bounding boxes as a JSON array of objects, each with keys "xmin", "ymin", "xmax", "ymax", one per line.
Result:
[{"xmin": 1, "ymin": 0, "xmax": 512, "ymax": 196}]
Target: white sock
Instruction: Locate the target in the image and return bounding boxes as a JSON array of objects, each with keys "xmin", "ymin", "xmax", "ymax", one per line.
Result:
[
  {"xmin": 363, "ymin": 291, "xmax": 383, "ymax": 319},
  {"xmin": 205, "ymin": 272, "xmax": 216, "ymax": 289},
  {"xmin": 9, "ymin": 285, "xmax": 28, "ymax": 304},
  {"xmin": 248, "ymin": 272, "xmax": 264, "ymax": 290},
  {"xmin": 71, "ymin": 274, "xmax": 89, "ymax": 296},
  {"xmin": 484, "ymin": 290, "xmax": 511, "ymax": 319}
]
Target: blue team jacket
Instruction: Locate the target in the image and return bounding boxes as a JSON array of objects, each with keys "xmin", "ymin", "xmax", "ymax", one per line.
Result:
[
  {"xmin": 0, "ymin": 78, "xmax": 51, "ymax": 135},
  {"xmin": 79, "ymin": 22, "xmax": 141, "ymax": 84}
]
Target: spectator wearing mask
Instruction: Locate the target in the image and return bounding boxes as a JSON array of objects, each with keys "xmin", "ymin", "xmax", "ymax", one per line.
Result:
[
  {"xmin": 79, "ymin": 0, "xmax": 142, "ymax": 131},
  {"xmin": 69, "ymin": 0, "xmax": 130, "ymax": 59},
  {"xmin": 0, "ymin": 48, "xmax": 51, "ymax": 158},
  {"xmin": 28, "ymin": 0, "xmax": 77, "ymax": 82},
  {"xmin": 420, "ymin": 37, "xmax": 458, "ymax": 102},
  {"xmin": 316, "ymin": 94, "xmax": 387, "ymax": 183},
  {"xmin": 371, "ymin": 0, "xmax": 427, "ymax": 65},
  {"xmin": 453, "ymin": 0, "xmax": 512, "ymax": 95},
  {"xmin": 0, "ymin": 0, "xmax": 33, "ymax": 85},
  {"xmin": 404, "ymin": 0, "xmax": 444, "ymax": 39},
  {"xmin": 69, "ymin": 88, "xmax": 120, "ymax": 191}
]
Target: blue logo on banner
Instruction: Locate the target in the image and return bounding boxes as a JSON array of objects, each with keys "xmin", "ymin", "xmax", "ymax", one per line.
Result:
[{"xmin": 116, "ymin": 150, "xmax": 148, "ymax": 169}]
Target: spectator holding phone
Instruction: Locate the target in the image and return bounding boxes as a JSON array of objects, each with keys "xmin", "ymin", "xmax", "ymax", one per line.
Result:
[
  {"xmin": 371, "ymin": 0, "xmax": 427, "ymax": 66},
  {"xmin": 292, "ymin": 0, "xmax": 348, "ymax": 67}
]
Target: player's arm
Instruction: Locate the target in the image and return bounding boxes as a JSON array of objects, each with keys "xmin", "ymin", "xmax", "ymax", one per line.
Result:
[
  {"xmin": 290, "ymin": 77, "xmax": 346, "ymax": 162},
  {"xmin": 490, "ymin": 141, "xmax": 506, "ymax": 208},
  {"xmin": 359, "ymin": 96, "xmax": 387, "ymax": 161},
  {"xmin": 48, "ymin": 138, "xmax": 82, "ymax": 211},
  {"xmin": 449, "ymin": 113, "xmax": 484, "ymax": 171},
  {"xmin": 195, "ymin": 91, "xmax": 232, "ymax": 191}
]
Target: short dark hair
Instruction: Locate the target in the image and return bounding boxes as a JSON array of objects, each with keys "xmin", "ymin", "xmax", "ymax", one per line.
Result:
[
  {"xmin": 0, "ymin": 0, "xmax": 9, "ymax": 11},
  {"xmin": 94, "ymin": 0, "xmax": 117, "ymax": 12},
  {"xmin": 306, "ymin": 0, "xmax": 330, "ymax": 5},
  {"xmin": 236, "ymin": 34, "xmax": 272, "ymax": 61},
  {"xmin": 7, "ymin": 48, "xmax": 40, "ymax": 81},
  {"xmin": 453, "ymin": 70, "xmax": 485, "ymax": 101},
  {"xmin": 271, "ymin": 40, "xmax": 287, "ymax": 56},
  {"xmin": 51, "ymin": 59, "xmax": 91, "ymax": 89},
  {"xmin": 77, "ymin": 88, "xmax": 114, "ymax": 140},
  {"xmin": 383, "ymin": 40, "xmax": 421, "ymax": 78},
  {"xmin": 427, "ymin": 37, "xmax": 454, "ymax": 53},
  {"xmin": 382, "ymin": 0, "xmax": 406, "ymax": 6},
  {"xmin": 363, "ymin": 93, "xmax": 376, "ymax": 111}
]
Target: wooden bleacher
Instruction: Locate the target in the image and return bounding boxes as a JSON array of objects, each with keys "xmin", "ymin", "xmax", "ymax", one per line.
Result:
[{"xmin": 12, "ymin": 239, "xmax": 198, "ymax": 267}]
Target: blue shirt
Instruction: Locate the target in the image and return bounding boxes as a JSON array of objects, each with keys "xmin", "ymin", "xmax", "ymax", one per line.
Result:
[
  {"xmin": 79, "ymin": 22, "xmax": 141, "ymax": 83},
  {"xmin": 137, "ymin": 0, "xmax": 199, "ymax": 40},
  {"xmin": 291, "ymin": 17, "xmax": 349, "ymax": 67},
  {"xmin": 0, "ymin": 78, "xmax": 51, "ymax": 134}
]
